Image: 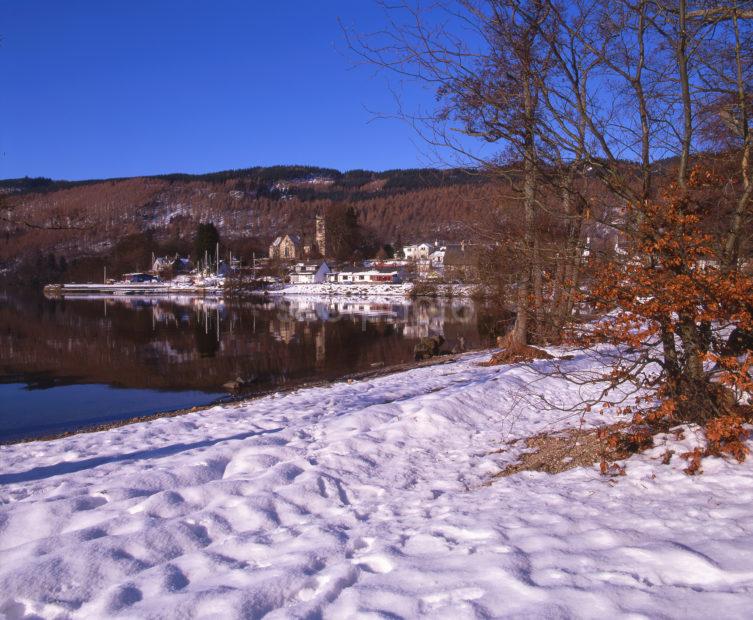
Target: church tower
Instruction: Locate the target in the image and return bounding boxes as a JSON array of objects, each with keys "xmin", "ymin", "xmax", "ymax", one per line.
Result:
[{"xmin": 315, "ymin": 213, "xmax": 327, "ymax": 257}]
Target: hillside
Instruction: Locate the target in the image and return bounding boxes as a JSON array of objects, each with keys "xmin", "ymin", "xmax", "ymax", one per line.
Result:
[{"xmin": 1, "ymin": 166, "xmax": 497, "ymax": 280}]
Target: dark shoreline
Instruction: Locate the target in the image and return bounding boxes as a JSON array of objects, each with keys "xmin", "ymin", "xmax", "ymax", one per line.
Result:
[{"xmin": 0, "ymin": 353, "xmax": 469, "ymax": 446}]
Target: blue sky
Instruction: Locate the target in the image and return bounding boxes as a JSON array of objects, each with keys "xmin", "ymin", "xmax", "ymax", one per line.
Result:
[{"xmin": 0, "ymin": 1, "xmax": 443, "ymax": 180}]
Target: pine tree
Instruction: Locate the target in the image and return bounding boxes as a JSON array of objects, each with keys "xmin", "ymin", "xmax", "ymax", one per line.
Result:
[{"xmin": 194, "ymin": 223, "xmax": 220, "ymax": 265}]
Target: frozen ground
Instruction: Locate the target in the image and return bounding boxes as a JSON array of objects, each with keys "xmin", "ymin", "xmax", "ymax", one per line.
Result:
[
  {"xmin": 267, "ymin": 282, "xmax": 477, "ymax": 298},
  {"xmin": 268, "ymin": 282, "xmax": 413, "ymax": 298},
  {"xmin": 1, "ymin": 350, "xmax": 753, "ymax": 618}
]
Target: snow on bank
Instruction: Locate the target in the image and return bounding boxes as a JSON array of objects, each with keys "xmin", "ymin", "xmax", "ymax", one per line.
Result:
[
  {"xmin": 268, "ymin": 282, "xmax": 413, "ymax": 298},
  {"xmin": 266, "ymin": 282, "xmax": 478, "ymax": 299},
  {"xmin": 2, "ymin": 351, "xmax": 753, "ymax": 618}
]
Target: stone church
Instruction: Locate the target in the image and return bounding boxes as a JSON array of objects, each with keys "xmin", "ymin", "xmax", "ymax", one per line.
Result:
[{"xmin": 268, "ymin": 213, "xmax": 327, "ymax": 260}]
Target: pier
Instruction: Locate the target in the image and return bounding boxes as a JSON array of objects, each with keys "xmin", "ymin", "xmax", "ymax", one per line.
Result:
[{"xmin": 43, "ymin": 283, "xmax": 223, "ymax": 297}]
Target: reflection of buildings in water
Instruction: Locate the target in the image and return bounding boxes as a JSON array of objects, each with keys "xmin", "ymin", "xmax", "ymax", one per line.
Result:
[
  {"xmin": 272, "ymin": 318, "xmax": 297, "ymax": 344},
  {"xmin": 331, "ymin": 301, "xmax": 403, "ymax": 321},
  {"xmin": 97, "ymin": 295, "xmax": 224, "ymax": 311},
  {"xmin": 273, "ymin": 297, "xmax": 477, "ymax": 341},
  {"xmin": 277, "ymin": 298, "xmax": 408, "ymax": 324},
  {"xmin": 97, "ymin": 296, "xmax": 228, "ymax": 333},
  {"xmin": 152, "ymin": 305, "xmax": 179, "ymax": 325},
  {"xmin": 403, "ymin": 300, "xmax": 477, "ymax": 340},
  {"xmin": 405, "ymin": 302, "xmax": 442, "ymax": 340},
  {"xmin": 144, "ymin": 339, "xmax": 195, "ymax": 363},
  {"xmin": 3, "ymin": 291, "xmax": 501, "ymax": 403},
  {"xmin": 189, "ymin": 298, "xmax": 225, "ymax": 312},
  {"xmin": 314, "ymin": 303, "xmax": 331, "ymax": 322},
  {"xmin": 285, "ymin": 301, "xmax": 330, "ymax": 322},
  {"xmin": 402, "ymin": 323, "xmax": 430, "ymax": 339}
]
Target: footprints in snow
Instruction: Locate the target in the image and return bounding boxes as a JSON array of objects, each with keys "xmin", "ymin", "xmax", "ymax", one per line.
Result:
[
  {"xmin": 316, "ymin": 474, "xmax": 351, "ymax": 506},
  {"xmin": 421, "ymin": 587, "xmax": 485, "ymax": 611},
  {"xmin": 293, "ymin": 537, "xmax": 393, "ymax": 607},
  {"xmin": 107, "ymin": 584, "xmax": 142, "ymax": 613},
  {"xmin": 353, "ymin": 554, "xmax": 394, "ymax": 574}
]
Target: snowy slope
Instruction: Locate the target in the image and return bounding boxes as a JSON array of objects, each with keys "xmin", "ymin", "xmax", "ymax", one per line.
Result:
[{"xmin": 1, "ymin": 350, "xmax": 753, "ymax": 618}]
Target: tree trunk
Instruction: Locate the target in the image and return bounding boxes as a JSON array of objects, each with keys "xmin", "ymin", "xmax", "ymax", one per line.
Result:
[
  {"xmin": 676, "ymin": 0, "xmax": 693, "ymax": 189},
  {"xmin": 722, "ymin": 12, "xmax": 752, "ymax": 270},
  {"xmin": 506, "ymin": 61, "xmax": 538, "ymax": 348}
]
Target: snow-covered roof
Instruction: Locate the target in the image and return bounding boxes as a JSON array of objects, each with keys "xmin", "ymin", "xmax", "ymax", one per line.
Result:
[
  {"xmin": 271, "ymin": 234, "xmax": 302, "ymax": 247},
  {"xmin": 292, "ymin": 261, "xmax": 329, "ymax": 273}
]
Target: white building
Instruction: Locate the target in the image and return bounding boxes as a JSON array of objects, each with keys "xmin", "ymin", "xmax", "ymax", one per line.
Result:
[
  {"xmin": 402, "ymin": 243, "xmax": 433, "ymax": 261},
  {"xmin": 289, "ymin": 261, "xmax": 331, "ymax": 284},
  {"xmin": 428, "ymin": 247, "xmax": 446, "ymax": 267},
  {"xmin": 327, "ymin": 268, "xmax": 402, "ymax": 284}
]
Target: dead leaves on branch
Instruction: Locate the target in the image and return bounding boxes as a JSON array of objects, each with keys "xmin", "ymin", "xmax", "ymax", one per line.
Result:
[{"xmin": 571, "ymin": 165, "xmax": 753, "ymax": 471}]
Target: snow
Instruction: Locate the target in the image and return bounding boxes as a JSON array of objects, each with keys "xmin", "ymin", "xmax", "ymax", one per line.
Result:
[
  {"xmin": 267, "ymin": 282, "xmax": 479, "ymax": 298},
  {"xmin": 268, "ymin": 282, "xmax": 414, "ymax": 298},
  {"xmin": 2, "ymin": 350, "xmax": 753, "ymax": 618}
]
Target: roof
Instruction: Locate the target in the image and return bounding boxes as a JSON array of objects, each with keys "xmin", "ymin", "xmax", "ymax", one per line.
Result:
[
  {"xmin": 331, "ymin": 267, "xmax": 399, "ymax": 276},
  {"xmin": 373, "ymin": 267, "xmax": 401, "ymax": 274},
  {"xmin": 292, "ymin": 260, "xmax": 329, "ymax": 273},
  {"xmin": 272, "ymin": 234, "xmax": 302, "ymax": 247},
  {"xmin": 154, "ymin": 255, "xmax": 192, "ymax": 264},
  {"xmin": 404, "ymin": 242, "xmax": 433, "ymax": 250}
]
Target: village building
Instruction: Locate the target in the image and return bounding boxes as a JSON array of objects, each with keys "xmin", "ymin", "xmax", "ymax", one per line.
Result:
[
  {"xmin": 369, "ymin": 258, "xmax": 409, "ymax": 270},
  {"xmin": 123, "ymin": 272, "xmax": 161, "ymax": 284},
  {"xmin": 428, "ymin": 247, "xmax": 446, "ymax": 268},
  {"xmin": 268, "ymin": 213, "xmax": 327, "ymax": 261},
  {"xmin": 269, "ymin": 234, "xmax": 303, "ymax": 260},
  {"xmin": 402, "ymin": 243, "xmax": 433, "ymax": 261},
  {"xmin": 288, "ymin": 260, "xmax": 331, "ymax": 284},
  {"xmin": 215, "ymin": 259, "xmax": 239, "ymax": 277},
  {"xmin": 326, "ymin": 266, "xmax": 402, "ymax": 284},
  {"xmin": 152, "ymin": 254, "xmax": 193, "ymax": 275}
]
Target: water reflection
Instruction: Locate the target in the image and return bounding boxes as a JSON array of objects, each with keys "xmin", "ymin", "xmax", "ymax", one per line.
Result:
[{"xmin": 0, "ymin": 291, "xmax": 508, "ymax": 439}]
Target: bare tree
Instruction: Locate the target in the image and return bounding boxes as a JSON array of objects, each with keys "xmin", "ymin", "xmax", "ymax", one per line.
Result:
[{"xmin": 347, "ymin": 0, "xmax": 566, "ymax": 347}]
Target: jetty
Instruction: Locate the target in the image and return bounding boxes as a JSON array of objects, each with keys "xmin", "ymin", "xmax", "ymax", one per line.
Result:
[{"xmin": 43, "ymin": 282, "xmax": 223, "ymax": 297}]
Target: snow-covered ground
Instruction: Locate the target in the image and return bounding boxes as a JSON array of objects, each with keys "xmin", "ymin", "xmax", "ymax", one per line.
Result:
[
  {"xmin": 1, "ymin": 350, "xmax": 753, "ymax": 618},
  {"xmin": 267, "ymin": 282, "xmax": 479, "ymax": 299},
  {"xmin": 268, "ymin": 282, "xmax": 414, "ymax": 298}
]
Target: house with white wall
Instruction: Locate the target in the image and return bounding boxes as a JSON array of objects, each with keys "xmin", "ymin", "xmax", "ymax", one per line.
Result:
[
  {"xmin": 289, "ymin": 261, "xmax": 331, "ymax": 284},
  {"xmin": 326, "ymin": 267, "xmax": 402, "ymax": 284},
  {"xmin": 402, "ymin": 243, "xmax": 433, "ymax": 261}
]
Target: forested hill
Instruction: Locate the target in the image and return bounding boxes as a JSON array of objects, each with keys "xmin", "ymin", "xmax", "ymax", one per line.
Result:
[
  {"xmin": 1, "ymin": 165, "xmax": 498, "ymax": 280},
  {"xmin": 0, "ymin": 165, "xmax": 483, "ymax": 198}
]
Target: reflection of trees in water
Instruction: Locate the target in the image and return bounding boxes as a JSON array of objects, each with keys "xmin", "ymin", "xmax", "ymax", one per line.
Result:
[
  {"xmin": 475, "ymin": 304, "xmax": 516, "ymax": 341},
  {"xmin": 194, "ymin": 320, "xmax": 220, "ymax": 358},
  {"xmin": 1, "ymin": 293, "xmax": 505, "ymax": 393}
]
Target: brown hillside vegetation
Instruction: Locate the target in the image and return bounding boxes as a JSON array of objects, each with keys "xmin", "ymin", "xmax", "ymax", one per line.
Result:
[{"xmin": 1, "ymin": 169, "xmax": 499, "ymax": 278}]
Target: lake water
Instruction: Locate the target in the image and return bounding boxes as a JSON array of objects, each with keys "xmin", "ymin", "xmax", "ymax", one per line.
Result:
[{"xmin": 0, "ymin": 291, "xmax": 509, "ymax": 441}]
